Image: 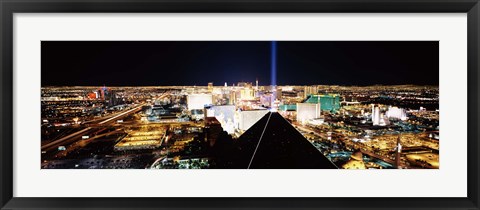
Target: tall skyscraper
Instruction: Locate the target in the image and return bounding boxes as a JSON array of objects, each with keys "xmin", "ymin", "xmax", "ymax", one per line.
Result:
[
  {"xmin": 208, "ymin": 82, "xmax": 213, "ymax": 93},
  {"xmin": 187, "ymin": 94, "xmax": 213, "ymax": 110},
  {"xmin": 235, "ymin": 109, "xmax": 269, "ymax": 131},
  {"xmin": 372, "ymin": 104, "xmax": 381, "ymax": 126},
  {"xmin": 395, "ymin": 135, "xmax": 402, "ymax": 169},
  {"xmin": 240, "ymin": 85, "xmax": 255, "ymax": 100},
  {"xmin": 230, "ymin": 91, "xmax": 238, "ymax": 105},
  {"xmin": 98, "ymin": 85, "xmax": 109, "ymax": 100},
  {"xmin": 304, "ymin": 94, "xmax": 340, "ymax": 113},
  {"xmin": 274, "ymin": 86, "xmax": 282, "ymax": 100},
  {"xmin": 386, "ymin": 106, "xmax": 408, "ymax": 121},
  {"xmin": 371, "ymin": 104, "xmax": 375, "ymax": 119},
  {"xmin": 296, "ymin": 103, "xmax": 321, "ymax": 123},
  {"xmin": 107, "ymin": 89, "xmax": 120, "ymax": 107},
  {"xmin": 304, "ymin": 85, "xmax": 318, "ymax": 98}
]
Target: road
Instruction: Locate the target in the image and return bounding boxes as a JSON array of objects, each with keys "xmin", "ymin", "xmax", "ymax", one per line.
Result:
[
  {"xmin": 55, "ymin": 129, "xmax": 124, "ymax": 158},
  {"xmin": 359, "ymin": 149, "xmax": 395, "ymax": 165},
  {"xmin": 41, "ymin": 104, "xmax": 144, "ymax": 151}
]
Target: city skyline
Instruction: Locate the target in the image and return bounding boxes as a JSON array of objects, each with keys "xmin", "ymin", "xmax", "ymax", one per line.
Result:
[
  {"xmin": 41, "ymin": 41, "xmax": 439, "ymax": 169},
  {"xmin": 41, "ymin": 41, "xmax": 439, "ymax": 86},
  {"xmin": 41, "ymin": 84, "xmax": 439, "ymax": 169}
]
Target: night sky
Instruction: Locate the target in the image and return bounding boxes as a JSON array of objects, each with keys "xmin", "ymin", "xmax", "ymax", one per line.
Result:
[{"xmin": 41, "ymin": 41, "xmax": 438, "ymax": 86}]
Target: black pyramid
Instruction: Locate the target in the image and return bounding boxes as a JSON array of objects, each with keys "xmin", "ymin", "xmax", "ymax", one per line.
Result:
[{"xmin": 236, "ymin": 112, "xmax": 337, "ymax": 169}]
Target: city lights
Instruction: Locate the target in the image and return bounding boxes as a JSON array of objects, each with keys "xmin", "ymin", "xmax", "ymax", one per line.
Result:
[{"xmin": 41, "ymin": 41, "xmax": 439, "ymax": 169}]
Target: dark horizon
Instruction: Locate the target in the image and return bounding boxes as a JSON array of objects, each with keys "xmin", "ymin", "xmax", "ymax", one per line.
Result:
[{"xmin": 41, "ymin": 41, "xmax": 439, "ymax": 86}]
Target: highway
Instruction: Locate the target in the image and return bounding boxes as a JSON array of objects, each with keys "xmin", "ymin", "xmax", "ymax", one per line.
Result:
[
  {"xmin": 359, "ymin": 149, "xmax": 395, "ymax": 165},
  {"xmin": 54, "ymin": 129, "xmax": 124, "ymax": 158},
  {"xmin": 82, "ymin": 104, "xmax": 143, "ymax": 125},
  {"xmin": 41, "ymin": 104, "xmax": 144, "ymax": 151}
]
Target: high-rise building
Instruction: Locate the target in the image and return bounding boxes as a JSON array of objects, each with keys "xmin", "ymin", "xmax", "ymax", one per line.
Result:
[
  {"xmin": 229, "ymin": 91, "xmax": 238, "ymax": 105},
  {"xmin": 395, "ymin": 135, "xmax": 402, "ymax": 169},
  {"xmin": 187, "ymin": 94, "xmax": 213, "ymax": 110},
  {"xmin": 371, "ymin": 104, "xmax": 390, "ymax": 126},
  {"xmin": 304, "ymin": 94, "xmax": 340, "ymax": 113},
  {"xmin": 235, "ymin": 109, "xmax": 269, "ymax": 131},
  {"xmin": 304, "ymin": 85, "xmax": 318, "ymax": 98},
  {"xmin": 386, "ymin": 106, "xmax": 408, "ymax": 120},
  {"xmin": 240, "ymin": 87, "xmax": 255, "ymax": 100},
  {"xmin": 204, "ymin": 106, "xmax": 216, "ymax": 117},
  {"xmin": 273, "ymin": 87, "xmax": 282, "ymax": 100},
  {"xmin": 372, "ymin": 104, "xmax": 381, "ymax": 126},
  {"xmin": 296, "ymin": 103, "xmax": 321, "ymax": 123},
  {"xmin": 107, "ymin": 89, "xmax": 120, "ymax": 107},
  {"xmin": 208, "ymin": 82, "xmax": 214, "ymax": 93},
  {"xmin": 97, "ymin": 85, "xmax": 109, "ymax": 100},
  {"xmin": 276, "ymin": 94, "xmax": 340, "ymax": 113}
]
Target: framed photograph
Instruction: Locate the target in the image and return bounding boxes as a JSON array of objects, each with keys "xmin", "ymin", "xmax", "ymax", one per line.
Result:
[{"xmin": 1, "ymin": 0, "xmax": 479, "ymax": 209}]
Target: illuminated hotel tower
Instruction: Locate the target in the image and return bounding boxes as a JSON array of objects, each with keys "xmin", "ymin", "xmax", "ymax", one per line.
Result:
[
  {"xmin": 256, "ymin": 78, "xmax": 259, "ymax": 90},
  {"xmin": 395, "ymin": 135, "xmax": 402, "ymax": 169},
  {"xmin": 208, "ymin": 82, "xmax": 214, "ymax": 93},
  {"xmin": 371, "ymin": 104, "xmax": 381, "ymax": 126},
  {"xmin": 371, "ymin": 104, "xmax": 374, "ymax": 118}
]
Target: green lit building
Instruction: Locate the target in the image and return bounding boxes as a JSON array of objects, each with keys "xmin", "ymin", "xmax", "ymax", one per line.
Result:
[
  {"xmin": 278, "ymin": 104, "xmax": 297, "ymax": 111},
  {"xmin": 305, "ymin": 94, "xmax": 341, "ymax": 112},
  {"xmin": 279, "ymin": 94, "xmax": 341, "ymax": 113}
]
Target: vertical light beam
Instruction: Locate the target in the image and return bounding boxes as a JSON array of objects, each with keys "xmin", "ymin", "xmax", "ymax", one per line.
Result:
[
  {"xmin": 270, "ymin": 41, "xmax": 278, "ymax": 111},
  {"xmin": 271, "ymin": 41, "xmax": 277, "ymax": 87}
]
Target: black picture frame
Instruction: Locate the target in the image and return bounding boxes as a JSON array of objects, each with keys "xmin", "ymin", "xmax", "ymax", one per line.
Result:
[{"xmin": 1, "ymin": 0, "xmax": 479, "ymax": 209}]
